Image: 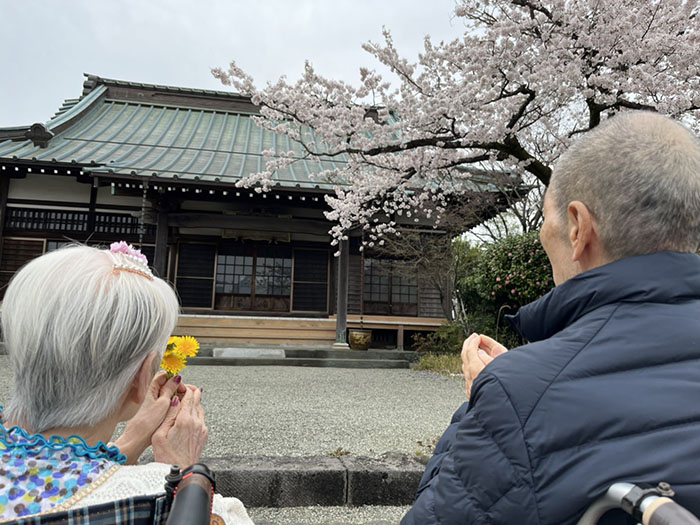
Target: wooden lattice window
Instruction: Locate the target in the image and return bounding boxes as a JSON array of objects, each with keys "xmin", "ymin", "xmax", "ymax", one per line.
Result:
[
  {"xmin": 216, "ymin": 254, "xmax": 253, "ymax": 295},
  {"xmin": 4, "ymin": 207, "xmax": 155, "ymax": 237},
  {"xmin": 363, "ymin": 258, "xmax": 417, "ymax": 316},
  {"xmin": 214, "ymin": 243, "xmax": 292, "ymax": 312},
  {"xmin": 363, "ymin": 259, "xmax": 390, "ymax": 303},
  {"xmin": 255, "ymin": 247, "xmax": 292, "ymax": 297},
  {"xmin": 392, "ymin": 272, "xmax": 418, "ymax": 305},
  {"xmin": 6, "ymin": 208, "xmax": 87, "ymax": 232},
  {"xmin": 95, "ymin": 213, "xmax": 156, "ymax": 236}
]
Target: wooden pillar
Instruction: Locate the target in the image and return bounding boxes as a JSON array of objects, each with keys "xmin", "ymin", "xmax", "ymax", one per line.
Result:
[
  {"xmin": 397, "ymin": 324, "xmax": 405, "ymax": 351},
  {"xmin": 0, "ymin": 174, "xmax": 9, "ymax": 262},
  {"xmin": 333, "ymin": 238, "xmax": 350, "ymax": 349},
  {"xmin": 154, "ymin": 209, "xmax": 169, "ymax": 279},
  {"xmin": 86, "ymin": 179, "xmax": 98, "ymax": 236}
]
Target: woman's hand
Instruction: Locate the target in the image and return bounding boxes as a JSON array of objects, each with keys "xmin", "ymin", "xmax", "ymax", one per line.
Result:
[
  {"xmin": 114, "ymin": 371, "xmax": 187, "ymax": 464},
  {"xmin": 152, "ymin": 386, "xmax": 208, "ymax": 468},
  {"xmin": 462, "ymin": 334, "xmax": 508, "ymax": 399}
]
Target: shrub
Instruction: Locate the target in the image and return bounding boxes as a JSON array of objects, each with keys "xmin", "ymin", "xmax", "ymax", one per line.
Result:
[
  {"xmin": 474, "ymin": 231, "xmax": 554, "ymax": 309},
  {"xmin": 412, "ymin": 353, "xmax": 462, "ymax": 375},
  {"xmin": 412, "ymin": 322, "xmax": 465, "ymax": 355},
  {"xmin": 452, "ymin": 231, "xmax": 554, "ymax": 349}
]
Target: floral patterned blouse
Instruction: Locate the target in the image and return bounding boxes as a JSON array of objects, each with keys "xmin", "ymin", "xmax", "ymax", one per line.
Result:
[{"xmin": 0, "ymin": 410, "xmax": 125, "ymax": 520}]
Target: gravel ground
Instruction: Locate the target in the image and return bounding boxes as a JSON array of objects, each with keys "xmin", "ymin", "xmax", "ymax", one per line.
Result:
[
  {"xmin": 249, "ymin": 505, "xmax": 409, "ymax": 525},
  {"xmin": 175, "ymin": 363, "xmax": 462, "ymax": 458},
  {"xmin": 0, "ymin": 359, "xmax": 464, "ymax": 458},
  {"xmin": 0, "ymin": 357, "xmax": 464, "ymax": 524}
]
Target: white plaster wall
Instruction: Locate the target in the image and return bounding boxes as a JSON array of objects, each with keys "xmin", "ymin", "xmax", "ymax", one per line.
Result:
[{"xmin": 8, "ymin": 174, "xmax": 91, "ymax": 203}]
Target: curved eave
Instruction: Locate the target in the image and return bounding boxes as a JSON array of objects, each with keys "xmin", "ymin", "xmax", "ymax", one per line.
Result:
[
  {"xmin": 0, "ymin": 85, "xmax": 108, "ymax": 158},
  {"xmin": 47, "ymin": 85, "xmax": 108, "ymax": 133}
]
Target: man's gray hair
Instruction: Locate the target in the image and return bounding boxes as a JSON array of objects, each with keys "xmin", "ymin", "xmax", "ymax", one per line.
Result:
[
  {"xmin": 2, "ymin": 245, "xmax": 180, "ymax": 432},
  {"xmin": 550, "ymin": 111, "xmax": 700, "ymax": 260}
]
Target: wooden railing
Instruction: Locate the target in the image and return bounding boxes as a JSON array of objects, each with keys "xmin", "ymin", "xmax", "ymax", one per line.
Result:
[{"xmin": 5, "ymin": 207, "xmax": 156, "ymax": 236}]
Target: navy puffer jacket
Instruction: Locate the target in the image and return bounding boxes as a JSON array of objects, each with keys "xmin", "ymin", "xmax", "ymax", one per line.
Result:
[{"xmin": 402, "ymin": 252, "xmax": 700, "ymax": 524}]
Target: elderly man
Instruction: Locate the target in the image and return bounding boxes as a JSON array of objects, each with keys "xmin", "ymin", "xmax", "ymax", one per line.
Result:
[{"xmin": 402, "ymin": 112, "xmax": 700, "ymax": 524}]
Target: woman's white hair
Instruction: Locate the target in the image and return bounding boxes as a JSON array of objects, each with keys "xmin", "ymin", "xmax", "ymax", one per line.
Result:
[{"xmin": 2, "ymin": 244, "xmax": 180, "ymax": 432}]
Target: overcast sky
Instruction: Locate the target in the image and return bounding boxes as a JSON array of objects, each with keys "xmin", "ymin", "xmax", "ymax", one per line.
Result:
[{"xmin": 1, "ymin": 0, "xmax": 464, "ymax": 127}]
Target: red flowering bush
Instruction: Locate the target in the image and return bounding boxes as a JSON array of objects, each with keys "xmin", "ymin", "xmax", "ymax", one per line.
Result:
[{"xmin": 475, "ymin": 231, "xmax": 554, "ymax": 309}]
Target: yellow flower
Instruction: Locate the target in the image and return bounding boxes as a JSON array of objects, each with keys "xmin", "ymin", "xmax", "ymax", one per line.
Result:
[
  {"xmin": 161, "ymin": 350, "xmax": 186, "ymax": 376},
  {"xmin": 174, "ymin": 336, "xmax": 199, "ymax": 357},
  {"xmin": 167, "ymin": 336, "xmax": 180, "ymax": 350}
]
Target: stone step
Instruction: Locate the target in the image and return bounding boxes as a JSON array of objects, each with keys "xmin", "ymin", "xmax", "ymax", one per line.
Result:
[
  {"xmin": 203, "ymin": 453, "xmax": 425, "ymax": 508},
  {"xmin": 199, "ymin": 344, "xmax": 415, "ymax": 358},
  {"xmin": 187, "ymin": 356, "xmax": 411, "ymax": 369},
  {"xmin": 284, "ymin": 349, "xmax": 417, "ymax": 361}
]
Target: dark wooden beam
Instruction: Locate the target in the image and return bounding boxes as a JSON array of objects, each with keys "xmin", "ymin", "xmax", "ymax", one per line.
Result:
[
  {"xmin": 8, "ymin": 198, "xmax": 142, "ymax": 212},
  {"xmin": 168, "ymin": 213, "xmax": 331, "ymax": 236}
]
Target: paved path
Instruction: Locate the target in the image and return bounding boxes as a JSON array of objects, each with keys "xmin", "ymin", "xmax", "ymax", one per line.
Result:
[{"xmin": 0, "ymin": 357, "xmax": 465, "ymax": 523}]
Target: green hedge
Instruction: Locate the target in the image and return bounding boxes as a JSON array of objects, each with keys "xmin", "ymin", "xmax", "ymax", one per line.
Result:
[
  {"xmin": 474, "ymin": 231, "xmax": 554, "ymax": 309},
  {"xmin": 448, "ymin": 232, "xmax": 555, "ymax": 351}
]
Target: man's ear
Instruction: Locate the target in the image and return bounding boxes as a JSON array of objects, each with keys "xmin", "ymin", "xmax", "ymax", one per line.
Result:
[
  {"xmin": 129, "ymin": 351, "xmax": 158, "ymax": 405},
  {"xmin": 567, "ymin": 201, "xmax": 594, "ymax": 262}
]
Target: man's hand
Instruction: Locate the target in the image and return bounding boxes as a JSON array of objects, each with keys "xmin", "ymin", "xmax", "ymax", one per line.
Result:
[
  {"xmin": 461, "ymin": 334, "xmax": 508, "ymax": 399},
  {"xmin": 114, "ymin": 371, "xmax": 187, "ymax": 464}
]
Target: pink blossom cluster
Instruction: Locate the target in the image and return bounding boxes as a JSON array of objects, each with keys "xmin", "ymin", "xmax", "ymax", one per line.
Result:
[{"xmin": 213, "ymin": 0, "xmax": 699, "ymax": 244}]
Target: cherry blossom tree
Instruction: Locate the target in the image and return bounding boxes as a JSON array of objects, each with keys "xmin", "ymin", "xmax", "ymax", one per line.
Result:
[{"xmin": 213, "ymin": 0, "xmax": 699, "ymax": 243}]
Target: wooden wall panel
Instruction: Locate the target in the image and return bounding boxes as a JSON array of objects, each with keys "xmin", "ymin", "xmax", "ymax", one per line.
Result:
[
  {"xmin": 347, "ymin": 254, "xmax": 362, "ymax": 314},
  {"xmin": 175, "ymin": 315, "xmax": 336, "ymax": 345},
  {"xmin": 417, "ymin": 277, "xmax": 445, "ymax": 318}
]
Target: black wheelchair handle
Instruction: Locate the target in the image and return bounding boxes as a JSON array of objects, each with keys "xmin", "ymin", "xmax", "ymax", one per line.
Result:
[{"xmin": 164, "ymin": 464, "xmax": 216, "ymax": 525}]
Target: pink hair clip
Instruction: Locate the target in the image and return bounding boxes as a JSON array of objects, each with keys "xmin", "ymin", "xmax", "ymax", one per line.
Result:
[
  {"xmin": 110, "ymin": 241, "xmax": 148, "ymax": 265},
  {"xmin": 110, "ymin": 241, "xmax": 154, "ymax": 280}
]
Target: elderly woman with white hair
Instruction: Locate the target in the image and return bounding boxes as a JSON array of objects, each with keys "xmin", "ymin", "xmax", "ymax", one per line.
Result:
[{"xmin": 0, "ymin": 243, "xmax": 252, "ymax": 524}]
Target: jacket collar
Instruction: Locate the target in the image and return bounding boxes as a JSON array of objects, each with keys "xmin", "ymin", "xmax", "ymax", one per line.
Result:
[{"xmin": 507, "ymin": 251, "xmax": 700, "ymax": 342}]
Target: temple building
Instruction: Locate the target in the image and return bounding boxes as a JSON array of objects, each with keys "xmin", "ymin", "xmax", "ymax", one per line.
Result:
[{"xmin": 0, "ymin": 74, "xmax": 505, "ymax": 351}]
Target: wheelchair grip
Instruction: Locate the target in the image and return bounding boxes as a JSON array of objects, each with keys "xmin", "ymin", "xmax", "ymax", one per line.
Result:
[
  {"xmin": 643, "ymin": 497, "xmax": 700, "ymax": 525},
  {"xmin": 165, "ymin": 472, "xmax": 214, "ymax": 525}
]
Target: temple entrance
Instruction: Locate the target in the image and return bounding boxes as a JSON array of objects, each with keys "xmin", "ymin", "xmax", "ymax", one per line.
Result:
[
  {"xmin": 175, "ymin": 241, "xmax": 330, "ymax": 313},
  {"xmin": 215, "ymin": 244, "xmax": 292, "ymax": 312}
]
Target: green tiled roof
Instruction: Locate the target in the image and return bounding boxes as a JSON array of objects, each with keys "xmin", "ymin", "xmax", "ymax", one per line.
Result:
[{"xmin": 0, "ymin": 75, "xmax": 346, "ymax": 190}]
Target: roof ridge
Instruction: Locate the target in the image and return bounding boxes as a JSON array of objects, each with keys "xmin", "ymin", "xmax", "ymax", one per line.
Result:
[{"xmin": 82, "ymin": 73, "xmax": 246, "ymax": 100}]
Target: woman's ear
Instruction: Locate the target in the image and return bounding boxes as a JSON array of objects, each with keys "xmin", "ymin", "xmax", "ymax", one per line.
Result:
[{"xmin": 129, "ymin": 351, "xmax": 158, "ymax": 405}]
